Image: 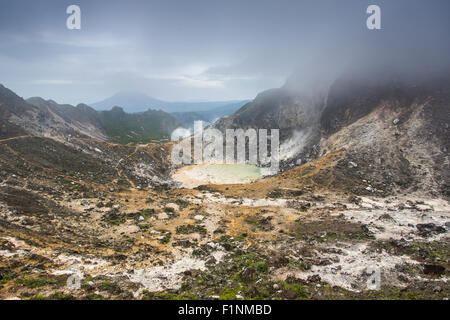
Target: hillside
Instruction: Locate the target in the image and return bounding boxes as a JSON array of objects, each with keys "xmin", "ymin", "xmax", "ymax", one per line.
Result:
[
  {"xmin": 171, "ymin": 100, "xmax": 248, "ymax": 129},
  {"xmin": 92, "ymin": 91, "xmax": 249, "ymax": 114},
  {"xmin": 23, "ymin": 94, "xmax": 180, "ymax": 145},
  {"xmin": 211, "ymin": 73, "xmax": 450, "ymax": 198},
  {"xmin": 98, "ymin": 106, "xmax": 179, "ymax": 144}
]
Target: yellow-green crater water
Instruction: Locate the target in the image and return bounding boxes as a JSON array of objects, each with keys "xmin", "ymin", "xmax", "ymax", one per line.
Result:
[{"xmin": 173, "ymin": 163, "xmax": 270, "ymax": 188}]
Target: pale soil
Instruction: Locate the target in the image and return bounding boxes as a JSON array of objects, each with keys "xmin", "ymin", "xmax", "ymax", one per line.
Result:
[{"xmin": 1, "ymin": 182, "xmax": 448, "ymax": 299}]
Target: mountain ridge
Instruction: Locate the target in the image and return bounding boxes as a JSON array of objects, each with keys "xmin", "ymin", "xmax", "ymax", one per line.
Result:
[{"xmin": 91, "ymin": 91, "xmax": 249, "ymax": 114}]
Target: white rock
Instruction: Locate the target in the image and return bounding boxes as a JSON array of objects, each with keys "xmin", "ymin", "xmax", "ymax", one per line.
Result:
[
  {"xmin": 348, "ymin": 161, "xmax": 358, "ymax": 168},
  {"xmin": 158, "ymin": 212, "xmax": 169, "ymax": 220}
]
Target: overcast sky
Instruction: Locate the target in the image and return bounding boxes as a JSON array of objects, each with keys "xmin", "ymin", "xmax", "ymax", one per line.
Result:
[{"xmin": 0, "ymin": 0, "xmax": 449, "ymax": 105}]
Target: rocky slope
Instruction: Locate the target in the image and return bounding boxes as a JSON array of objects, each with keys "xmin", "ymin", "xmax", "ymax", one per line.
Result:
[{"xmin": 319, "ymin": 75, "xmax": 450, "ymax": 198}]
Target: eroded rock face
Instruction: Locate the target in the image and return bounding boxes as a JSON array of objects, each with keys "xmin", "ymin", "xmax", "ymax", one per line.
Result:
[
  {"xmin": 211, "ymin": 73, "xmax": 450, "ymax": 198},
  {"xmin": 267, "ymin": 254, "xmax": 289, "ymax": 268},
  {"xmin": 212, "ymin": 86, "xmax": 326, "ymax": 167}
]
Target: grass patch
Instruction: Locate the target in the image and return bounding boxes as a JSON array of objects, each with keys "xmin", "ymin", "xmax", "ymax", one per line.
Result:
[
  {"xmin": 279, "ymin": 281, "xmax": 309, "ymax": 299},
  {"xmin": 255, "ymin": 261, "xmax": 268, "ymax": 273},
  {"xmin": 163, "ymin": 207, "xmax": 175, "ymax": 214},
  {"xmin": 176, "ymin": 224, "xmax": 207, "ymax": 235},
  {"xmin": 17, "ymin": 276, "xmax": 58, "ymax": 289}
]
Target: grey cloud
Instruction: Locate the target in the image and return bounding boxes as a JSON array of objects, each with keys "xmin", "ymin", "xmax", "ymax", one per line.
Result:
[{"xmin": 0, "ymin": 0, "xmax": 449, "ymax": 105}]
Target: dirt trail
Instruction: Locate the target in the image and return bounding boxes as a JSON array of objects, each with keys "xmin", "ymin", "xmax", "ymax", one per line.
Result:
[{"xmin": 0, "ymin": 135, "xmax": 32, "ymax": 143}]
